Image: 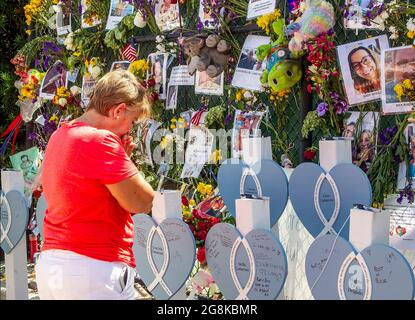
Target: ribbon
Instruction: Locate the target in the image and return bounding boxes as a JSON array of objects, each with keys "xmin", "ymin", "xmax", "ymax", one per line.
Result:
[
  {"xmin": 314, "ymin": 173, "xmax": 341, "ymax": 238},
  {"xmin": 229, "ymin": 237, "xmax": 256, "ymax": 300},
  {"xmin": 0, "ymin": 114, "xmax": 23, "ymax": 155},
  {"xmin": 190, "ymin": 107, "xmax": 207, "ymax": 127},
  {"xmin": 0, "ymin": 191, "xmax": 13, "ymax": 248},
  {"xmin": 146, "ymin": 225, "xmax": 173, "ymax": 297}
]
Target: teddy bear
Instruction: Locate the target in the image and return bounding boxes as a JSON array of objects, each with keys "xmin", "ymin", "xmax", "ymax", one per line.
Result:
[
  {"xmin": 286, "ymin": 0, "xmax": 335, "ymax": 53},
  {"xmin": 182, "ymin": 34, "xmax": 231, "ymax": 77}
]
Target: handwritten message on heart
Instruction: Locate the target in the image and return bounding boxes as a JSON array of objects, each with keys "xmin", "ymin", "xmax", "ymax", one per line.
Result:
[
  {"xmin": 132, "ymin": 214, "xmax": 196, "ymax": 300},
  {"xmin": 289, "ymin": 163, "xmax": 372, "ymax": 239},
  {"xmin": 205, "ymin": 222, "xmax": 288, "ymax": 300}
]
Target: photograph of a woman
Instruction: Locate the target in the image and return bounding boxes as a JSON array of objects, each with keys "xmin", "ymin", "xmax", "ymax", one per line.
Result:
[
  {"xmin": 148, "ymin": 53, "xmax": 167, "ymax": 99},
  {"xmin": 337, "ymin": 35, "xmax": 389, "ymax": 106}
]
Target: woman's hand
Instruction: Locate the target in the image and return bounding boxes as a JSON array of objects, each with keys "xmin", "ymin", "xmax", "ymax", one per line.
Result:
[{"xmin": 121, "ymin": 135, "xmax": 137, "ymax": 157}]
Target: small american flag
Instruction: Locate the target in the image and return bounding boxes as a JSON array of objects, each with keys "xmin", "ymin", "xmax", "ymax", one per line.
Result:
[{"xmin": 122, "ymin": 42, "xmax": 138, "ymax": 62}]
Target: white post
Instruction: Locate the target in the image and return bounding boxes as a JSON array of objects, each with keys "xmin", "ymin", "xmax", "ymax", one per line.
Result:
[
  {"xmin": 235, "ymin": 197, "xmax": 271, "ymax": 236},
  {"xmin": 1, "ymin": 170, "xmax": 28, "ymax": 300},
  {"xmin": 242, "ymin": 136, "xmax": 273, "ymax": 166},
  {"xmin": 151, "ymin": 190, "xmax": 182, "ymax": 224},
  {"xmin": 319, "ymin": 139, "xmax": 352, "ymax": 172}
]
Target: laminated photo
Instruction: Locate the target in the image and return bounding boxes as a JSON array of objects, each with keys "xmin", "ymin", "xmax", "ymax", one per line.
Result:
[
  {"xmin": 56, "ymin": 7, "xmax": 71, "ymax": 36},
  {"xmin": 148, "ymin": 53, "xmax": 169, "ymax": 100},
  {"xmin": 169, "ymin": 65, "xmax": 195, "ymax": 86},
  {"xmin": 231, "ymin": 109, "xmax": 264, "ymax": 158},
  {"xmin": 81, "ymin": 74, "xmax": 97, "ymax": 106},
  {"xmin": 166, "ymin": 84, "xmax": 178, "ymax": 110},
  {"xmin": 105, "ymin": 0, "xmax": 134, "ymax": 30},
  {"xmin": 81, "ymin": 0, "xmax": 101, "ymax": 28},
  {"xmin": 343, "ymin": 0, "xmax": 385, "ymax": 30},
  {"xmin": 155, "ymin": 0, "xmax": 180, "ymax": 32},
  {"xmin": 232, "ymin": 35, "xmax": 270, "ymax": 91},
  {"xmin": 195, "ymin": 70, "xmax": 224, "ymax": 96},
  {"xmin": 342, "ymin": 111, "xmax": 378, "ymax": 172},
  {"xmin": 397, "ymin": 124, "xmax": 415, "ymax": 190},
  {"xmin": 110, "ymin": 60, "xmax": 131, "ymax": 72},
  {"xmin": 337, "ymin": 35, "xmax": 389, "ymax": 106},
  {"xmin": 381, "ymin": 46, "xmax": 415, "ymax": 114},
  {"xmin": 198, "ymin": 0, "xmax": 215, "ymax": 29},
  {"xmin": 247, "ymin": 0, "xmax": 276, "ymax": 20},
  {"xmin": 39, "ymin": 60, "xmax": 68, "ymax": 100}
]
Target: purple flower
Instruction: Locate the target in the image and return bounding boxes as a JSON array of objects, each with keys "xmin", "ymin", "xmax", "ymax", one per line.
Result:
[
  {"xmin": 316, "ymin": 102, "xmax": 328, "ymax": 117},
  {"xmin": 78, "ymin": 5, "xmax": 83, "ymax": 14},
  {"xmin": 196, "ymin": 18, "xmax": 204, "ymax": 32},
  {"xmin": 378, "ymin": 126, "xmax": 397, "ymax": 146},
  {"xmin": 225, "ymin": 112, "xmax": 233, "ymax": 126}
]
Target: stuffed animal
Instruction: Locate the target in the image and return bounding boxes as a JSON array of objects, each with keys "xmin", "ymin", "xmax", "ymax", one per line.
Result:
[
  {"xmin": 182, "ymin": 34, "xmax": 231, "ymax": 77},
  {"xmin": 256, "ymin": 18, "xmax": 303, "ymax": 93},
  {"xmin": 286, "ymin": 0, "xmax": 335, "ymax": 53}
]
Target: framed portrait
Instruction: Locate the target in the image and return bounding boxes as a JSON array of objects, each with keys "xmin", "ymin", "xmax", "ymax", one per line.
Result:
[
  {"xmin": 165, "ymin": 84, "xmax": 178, "ymax": 110},
  {"xmin": 337, "ymin": 35, "xmax": 389, "ymax": 106},
  {"xmin": 232, "ymin": 35, "xmax": 270, "ymax": 92},
  {"xmin": 343, "ymin": 0, "xmax": 385, "ymax": 30},
  {"xmin": 231, "ymin": 109, "xmax": 264, "ymax": 158},
  {"xmin": 110, "ymin": 60, "xmax": 131, "ymax": 72},
  {"xmin": 342, "ymin": 111, "xmax": 379, "ymax": 172},
  {"xmin": 397, "ymin": 124, "xmax": 415, "ymax": 190},
  {"xmin": 195, "ymin": 70, "xmax": 224, "ymax": 96},
  {"xmin": 105, "ymin": 0, "xmax": 134, "ymax": 30},
  {"xmin": 39, "ymin": 60, "xmax": 68, "ymax": 100},
  {"xmin": 81, "ymin": 74, "xmax": 97, "ymax": 106},
  {"xmin": 154, "ymin": 0, "xmax": 180, "ymax": 32},
  {"xmin": 381, "ymin": 46, "xmax": 415, "ymax": 114},
  {"xmin": 56, "ymin": 7, "xmax": 71, "ymax": 36},
  {"xmin": 81, "ymin": 0, "xmax": 101, "ymax": 28},
  {"xmin": 148, "ymin": 53, "xmax": 168, "ymax": 100}
]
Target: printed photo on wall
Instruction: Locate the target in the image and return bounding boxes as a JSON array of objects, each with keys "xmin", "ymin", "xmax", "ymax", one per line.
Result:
[
  {"xmin": 247, "ymin": 0, "xmax": 276, "ymax": 20},
  {"xmin": 165, "ymin": 84, "xmax": 178, "ymax": 110},
  {"xmin": 148, "ymin": 53, "xmax": 168, "ymax": 100},
  {"xmin": 231, "ymin": 109, "xmax": 264, "ymax": 158},
  {"xmin": 105, "ymin": 0, "xmax": 134, "ymax": 30},
  {"xmin": 39, "ymin": 60, "xmax": 68, "ymax": 100},
  {"xmin": 342, "ymin": 111, "xmax": 378, "ymax": 172},
  {"xmin": 110, "ymin": 60, "xmax": 131, "ymax": 72},
  {"xmin": 381, "ymin": 46, "xmax": 415, "ymax": 114},
  {"xmin": 81, "ymin": 74, "xmax": 97, "ymax": 106},
  {"xmin": 81, "ymin": 0, "xmax": 101, "ymax": 28},
  {"xmin": 397, "ymin": 124, "xmax": 415, "ymax": 190},
  {"xmin": 195, "ymin": 70, "xmax": 224, "ymax": 96},
  {"xmin": 337, "ymin": 35, "xmax": 389, "ymax": 106},
  {"xmin": 232, "ymin": 35, "xmax": 270, "ymax": 91},
  {"xmin": 343, "ymin": 0, "xmax": 385, "ymax": 30},
  {"xmin": 198, "ymin": 0, "xmax": 215, "ymax": 29},
  {"xmin": 56, "ymin": 7, "xmax": 71, "ymax": 36},
  {"xmin": 9, "ymin": 147, "xmax": 41, "ymax": 199},
  {"xmin": 155, "ymin": 0, "xmax": 180, "ymax": 32}
]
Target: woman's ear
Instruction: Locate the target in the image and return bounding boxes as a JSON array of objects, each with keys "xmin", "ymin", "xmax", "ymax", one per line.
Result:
[{"xmin": 110, "ymin": 103, "xmax": 128, "ymax": 119}]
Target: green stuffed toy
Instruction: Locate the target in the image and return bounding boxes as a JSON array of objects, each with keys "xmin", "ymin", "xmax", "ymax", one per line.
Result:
[{"xmin": 256, "ymin": 18, "xmax": 302, "ymax": 93}]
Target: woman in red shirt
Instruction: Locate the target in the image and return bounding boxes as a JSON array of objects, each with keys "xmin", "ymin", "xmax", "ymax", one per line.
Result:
[{"xmin": 35, "ymin": 70, "xmax": 155, "ymax": 299}]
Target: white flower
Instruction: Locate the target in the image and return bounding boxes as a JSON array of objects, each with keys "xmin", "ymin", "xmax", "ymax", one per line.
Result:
[
  {"xmin": 90, "ymin": 66, "xmax": 101, "ymax": 79},
  {"xmin": 390, "ymin": 33, "xmax": 399, "ymax": 40},
  {"xmin": 380, "ymin": 10, "xmax": 389, "ymax": 20},
  {"xmin": 58, "ymin": 98, "xmax": 67, "ymax": 107},
  {"xmin": 14, "ymin": 81, "xmax": 23, "ymax": 90},
  {"xmin": 156, "ymin": 35, "xmax": 164, "ymax": 43},
  {"xmin": 407, "ymin": 18, "xmax": 415, "ymax": 32},
  {"xmin": 243, "ymin": 91, "xmax": 253, "ymax": 100},
  {"xmin": 134, "ymin": 12, "xmax": 147, "ymax": 28},
  {"xmin": 156, "ymin": 44, "xmax": 165, "ymax": 52},
  {"xmin": 70, "ymin": 85, "xmax": 81, "ymax": 96}
]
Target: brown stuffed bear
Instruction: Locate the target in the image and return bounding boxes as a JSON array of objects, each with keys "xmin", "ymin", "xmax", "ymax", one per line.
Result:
[{"xmin": 182, "ymin": 34, "xmax": 230, "ymax": 77}]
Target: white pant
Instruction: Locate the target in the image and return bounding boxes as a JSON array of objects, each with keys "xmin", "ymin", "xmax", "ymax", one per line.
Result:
[{"xmin": 35, "ymin": 249, "xmax": 137, "ymax": 300}]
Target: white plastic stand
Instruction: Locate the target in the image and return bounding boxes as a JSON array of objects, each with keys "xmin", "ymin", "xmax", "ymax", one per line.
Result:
[
  {"xmin": 242, "ymin": 136, "xmax": 272, "ymax": 166},
  {"xmin": 151, "ymin": 190, "xmax": 182, "ymax": 224},
  {"xmin": 319, "ymin": 139, "xmax": 352, "ymax": 172},
  {"xmin": 1, "ymin": 170, "xmax": 28, "ymax": 300},
  {"xmin": 235, "ymin": 197, "xmax": 271, "ymax": 237},
  {"xmin": 349, "ymin": 207, "xmax": 390, "ymax": 252}
]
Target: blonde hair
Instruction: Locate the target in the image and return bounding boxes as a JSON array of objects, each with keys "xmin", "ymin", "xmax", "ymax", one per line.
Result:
[{"xmin": 87, "ymin": 70, "xmax": 151, "ymax": 120}]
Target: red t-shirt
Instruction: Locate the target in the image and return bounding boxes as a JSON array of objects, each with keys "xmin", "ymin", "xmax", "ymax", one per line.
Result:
[{"xmin": 41, "ymin": 121, "xmax": 139, "ymax": 267}]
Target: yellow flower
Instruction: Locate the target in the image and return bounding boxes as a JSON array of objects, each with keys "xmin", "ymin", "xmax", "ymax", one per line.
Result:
[
  {"xmin": 21, "ymin": 86, "xmax": 34, "ymax": 99},
  {"xmin": 407, "ymin": 31, "xmax": 415, "ymax": 40},
  {"xmin": 256, "ymin": 9, "xmax": 281, "ymax": 34},
  {"xmin": 52, "ymin": 0, "xmax": 59, "ymax": 4},
  {"xmin": 189, "ymin": 199, "xmax": 196, "ymax": 207},
  {"xmin": 197, "ymin": 182, "xmax": 213, "ymax": 197},
  {"xmin": 210, "ymin": 150, "xmax": 222, "ymax": 164},
  {"xmin": 171, "ymin": 118, "xmax": 177, "ymax": 123},
  {"xmin": 170, "ymin": 124, "xmax": 176, "ymax": 129},
  {"xmin": 72, "ymin": 50, "xmax": 81, "ymax": 57},
  {"xmin": 394, "ymin": 84, "xmax": 404, "ymax": 100},
  {"xmin": 26, "ymin": 29, "xmax": 32, "ymax": 36},
  {"xmin": 160, "ymin": 137, "xmax": 168, "ymax": 149},
  {"xmin": 235, "ymin": 91, "xmax": 243, "ymax": 101},
  {"xmin": 57, "ymin": 86, "xmax": 69, "ymax": 97},
  {"xmin": 403, "ymin": 79, "xmax": 414, "ymax": 90},
  {"xmin": 49, "ymin": 115, "xmax": 59, "ymax": 124}
]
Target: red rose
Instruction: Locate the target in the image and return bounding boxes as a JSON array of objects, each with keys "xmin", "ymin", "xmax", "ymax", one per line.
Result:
[
  {"xmin": 182, "ymin": 196, "xmax": 189, "ymax": 206},
  {"xmin": 210, "ymin": 217, "xmax": 221, "ymax": 226},
  {"xmin": 197, "ymin": 221, "xmax": 208, "ymax": 231},
  {"xmin": 149, "ymin": 91, "xmax": 159, "ymax": 102},
  {"xmin": 147, "ymin": 78, "xmax": 156, "ymax": 88},
  {"xmin": 33, "ymin": 190, "xmax": 42, "ymax": 199},
  {"xmin": 196, "ymin": 246, "xmax": 206, "ymax": 265},
  {"xmin": 304, "ymin": 149, "xmax": 316, "ymax": 161},
  {"xmin": 307, "ymin": 84, "xmax": 312, "ymax": 93},
  {"xmin": 139, "ymin": 80, "xmax": 147, "ymax": 89},
  {"xmin": 67, "ymin": 95, "xmax": 74, "ymax": 104},
  {"xmin": 196, "ymin": 230, "xmax": 207, "ymax": 241}
]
